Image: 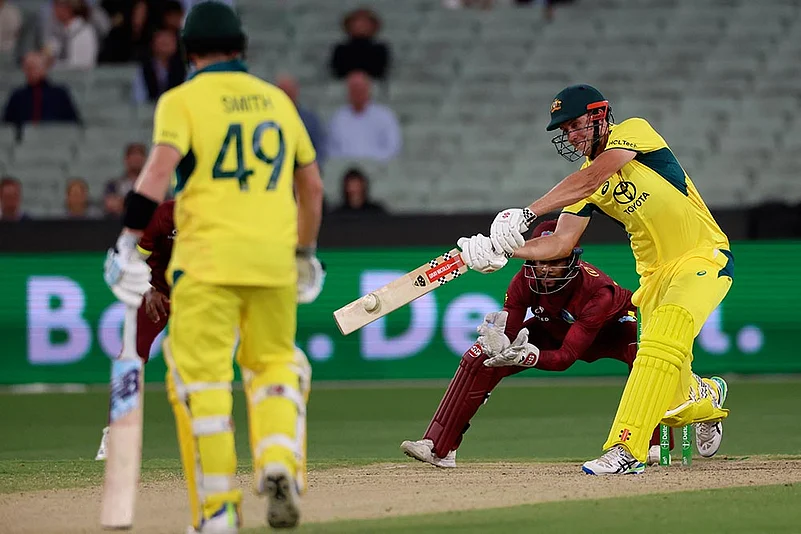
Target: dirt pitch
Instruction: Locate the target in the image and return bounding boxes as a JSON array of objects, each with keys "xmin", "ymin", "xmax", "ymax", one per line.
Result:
[{"xmin": 2, "ymin": 458, "xmax": 800, "ymax": 533}]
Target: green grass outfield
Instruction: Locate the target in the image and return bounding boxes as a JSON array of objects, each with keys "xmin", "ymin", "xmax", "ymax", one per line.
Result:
[{"xmin": 2, "ymin": 378, "xmax": 800, "ymax": 532}]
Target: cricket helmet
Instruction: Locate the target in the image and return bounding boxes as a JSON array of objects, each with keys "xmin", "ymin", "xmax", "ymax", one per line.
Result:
[
  {"xmin": 546, "ymin": 84, "xmax": 612, "ymax": 162},
  {"xmin": 523, "ymin": 220, "xmax": 583, "ymax": 295},
  {"xmin": 182, "ymin": 1, "xmax": 246, "ymax": 56}
]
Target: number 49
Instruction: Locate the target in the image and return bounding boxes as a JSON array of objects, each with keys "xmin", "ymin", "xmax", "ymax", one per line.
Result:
[{"xmin": 212, "ymin": 121, "xmax": 285, "ymax": 191}]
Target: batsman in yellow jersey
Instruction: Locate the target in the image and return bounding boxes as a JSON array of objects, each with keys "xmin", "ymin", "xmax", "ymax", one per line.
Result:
[
  {"xmin": 102, "ymin": 2, "xmax": 324, "ymax": 531},
  {"xmin": 458, "ymin": 84, "xmax": 730, "ymax": 475}
]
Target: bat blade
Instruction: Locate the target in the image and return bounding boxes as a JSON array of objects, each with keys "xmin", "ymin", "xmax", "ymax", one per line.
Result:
[
  {"xmin": 333, "ymin": 248, "xmax": 468, "ymax": 335},
  {"xmin": 100, "ymin": 306, "xmax": 143, "ymax": 530}
]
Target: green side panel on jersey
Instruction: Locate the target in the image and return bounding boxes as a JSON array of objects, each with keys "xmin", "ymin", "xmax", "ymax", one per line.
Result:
[{"xmin": 635, "ymin": 147, "xmax": 688, "ymax": 196}]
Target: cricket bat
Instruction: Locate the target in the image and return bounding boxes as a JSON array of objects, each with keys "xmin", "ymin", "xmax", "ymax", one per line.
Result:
[
  {"xmin": 334, "ymin": 248, "xmax": 468, "ymax": 335},
  {"xmin": 100, "ymin": 305, "xmax": 144, "ymax": 530}
]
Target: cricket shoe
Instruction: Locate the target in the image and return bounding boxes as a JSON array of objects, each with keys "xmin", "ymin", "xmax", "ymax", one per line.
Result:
[
  {"xmin": 582, "ymin": 445, "xmax": 645, "ymax": 475},
  {"xmin": 260, "ymin": 463, "xmax": 301, "ymax": 529},
  {"xmin": 400, "ymin": 439, "xmax": 457, "ymax": 468},
  {"xmin": 696, "ymin": 376, "xmax": 728, "ymax": 458},
  {"xmin": 94, "ymin": 426, "xmax": 109, "ymax": 461},
  {"xmin": 187, "ymin": 502, "xmax": 240, "ymax": 534},
  {"xmin": 647, "ymin": 444, "xmax": 662, "ymax": 466}
]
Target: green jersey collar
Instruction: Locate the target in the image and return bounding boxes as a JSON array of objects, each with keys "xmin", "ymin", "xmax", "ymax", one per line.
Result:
[{"xmin": 188, "ymin": 59, "xmax": 248, "ymax": 80}]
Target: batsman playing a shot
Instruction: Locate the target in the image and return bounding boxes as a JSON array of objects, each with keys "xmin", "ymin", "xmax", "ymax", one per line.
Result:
[
  {"xmin": 102, "ymin": 2, "xmax": 324, "ymax": 532},
  {"xmin": 459, "ymin": 84, "xmax": 731, "ymax": 475},
  {"xmin": 403, "ymin": 220, "xmax": 683, "ymax": 467}
]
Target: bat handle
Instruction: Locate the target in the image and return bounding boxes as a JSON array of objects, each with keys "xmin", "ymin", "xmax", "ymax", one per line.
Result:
[{"xmin": 121, "ymin": 305, "xmax": 139, "ymax": 361}]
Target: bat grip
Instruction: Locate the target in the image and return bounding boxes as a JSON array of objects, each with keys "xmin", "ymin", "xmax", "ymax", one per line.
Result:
[{"xmin": 121, "ymin": 306, "xmax": 139, "ymax": 360}]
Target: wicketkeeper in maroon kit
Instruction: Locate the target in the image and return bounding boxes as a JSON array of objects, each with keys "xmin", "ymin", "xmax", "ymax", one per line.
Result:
[{"xmin": 401, "ymin": 220, "xmax": 672, "ymax": 467}]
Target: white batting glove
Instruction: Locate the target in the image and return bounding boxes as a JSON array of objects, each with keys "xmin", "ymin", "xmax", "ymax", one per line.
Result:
[
  {"xmin": 104, "ymin": 233, "xmax": 151, "ymax": 308},
  {"xmin": 457, "ymin": 233, "xmax": 508, "ymax": 274},
  {"xmin": 483, "ymin": 328, "xmax": 540, "ymax": 368},
  {"xmin": 490, "ymin": 208, "xmax": 537, "ymax": 256},
  {"xmin": 297, "ymin": 247, "xmax": 326, "ymax": 304},
  {"xmin": 476, "ymin": 311, "xmax": 512, "ymax": 356}
]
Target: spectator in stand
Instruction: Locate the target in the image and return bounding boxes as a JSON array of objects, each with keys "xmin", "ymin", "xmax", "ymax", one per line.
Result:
[
  {"xmin": 99, "ymin": 0, "xmax": 151, "ymax": 63},
  {"xmin": 132, "ymin": 28, "xmax": 185, "ymax": 104},
  {"xmin": 159, "ymin": 0, "xmax": 184, "ymax": 34},
  {"xmin": 64, "ymin": 177, "xmax": 100, "ymax": 218},
  {"xmin": 328, "ymin": 71, "xmax": 401, "ymax": 162},
  {"xmin": 43, "ymin": 0, "xmax": 98, "ymax": 69},
  {"xmin": 2, "ymin": 51, "xmax": 81, "ymax": 134},
  {"xmin": 330, "ymin": 7, "xmax": 390, "ymax": 81},
  {"xmin": 40, "ymin": 0, "xmax": 110, "ymax": 55},
  {"xmin": 0, "ymin": 176, "xmax": 29, "ymax": 221},
  {"xmin": 0, "ymin": 0, "xmax": 22, "ymax": 56},
  {"xmin": 103, "ymin": 142, "xmax": 146, "ymax": 217},
  {"xmin": 276, "ymin": 73, "xmax": 326, "ymax": 168},
  {"xmin": 331, "ymin": 167, "xmax": 387, "ymax": 216}
]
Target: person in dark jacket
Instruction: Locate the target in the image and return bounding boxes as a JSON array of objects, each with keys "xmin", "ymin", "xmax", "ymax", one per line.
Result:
[
  {"xmin": 329, "ymin": 8, "xmax": 391, "ymax": 81},
  {"xmin": 2, "ymin": 51, "xmax": 80, "ymax": 135},
  {"xmin": 331, "ymin": 167, "xmax": 387, "ymax": 216},
  {"xmin": 132, "ymin": 27, "xmax": 185, "ymax": 103}
]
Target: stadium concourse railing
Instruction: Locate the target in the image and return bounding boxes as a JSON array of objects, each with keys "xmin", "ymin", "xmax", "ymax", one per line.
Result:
[{"xmin": 1, "ymin": 208, "xmax": 800, "ymax": 384}]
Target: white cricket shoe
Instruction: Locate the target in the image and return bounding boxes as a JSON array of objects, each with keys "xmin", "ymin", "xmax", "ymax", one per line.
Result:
[
  {"xmin": 582, "ymin": 445, "xmax": 645, "ymax": 475},
  {"xmin": 696, "ymin": 376, "xmax": 728, "ymax": 458},
  {"xmin": 647, "ymin": 444, "xmax": 662, "ymax": 466},
  {"xmin": 95, "ymin": 426, "xmax": 109, "ymax": 461},
  {"xmin": 400, "ymin": 439, "xmax": 457, "ymax": 468},
  {"xmin": 260, "ymin": 463, "xmax": 300, "ymax": 529},
  {"xmin": 187, "ymin": 502, "xmax": 239, "ymax": 534}
]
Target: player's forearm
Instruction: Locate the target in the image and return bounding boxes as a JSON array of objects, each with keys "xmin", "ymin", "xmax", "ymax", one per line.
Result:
[
  {"xmin": 513, "ymin": 234, "xmax": 573, "ymax": 262},
  {"xmin": 533, "ymin": 349, "xmax": 576, "ymax": 371},
  {"xmin": 527, "ymin": 167, "xmax": 605, "ymax": 217},
  {"xmin": 295, "ymin": 163, "xmax": 324, "ymax": 248}
]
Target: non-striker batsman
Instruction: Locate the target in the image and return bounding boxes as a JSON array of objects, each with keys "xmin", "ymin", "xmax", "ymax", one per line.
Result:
[
  {"xmin": 459, "ymin": 84, "xmax": 731, "ymax": 475},
  {"xmin": 103, "ymin": 2, "xmax": 324, "ymax": 531}
]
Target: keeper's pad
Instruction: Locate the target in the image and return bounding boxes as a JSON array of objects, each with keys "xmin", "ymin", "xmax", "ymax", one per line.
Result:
[
  {"xmin": 603, "ymin": 304, "xmax": 694, "ymax": 462},
  {"xmin": 164, "ymin": 339, "xmax": 241, "ymax": 528},
  {"xmin": 424, "ymin": 342, "xmax": 507, "ymax": 458}
]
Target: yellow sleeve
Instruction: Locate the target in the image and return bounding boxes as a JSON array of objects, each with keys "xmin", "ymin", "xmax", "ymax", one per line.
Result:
[
  {"xmin": 294, "ymin": 110, "xmax": 316, "ymax": 167},
  {"xmin": 605, "ymin": 118, "xmax": 666, "ymax": 154},
  {"xmin": 152, "ymin": 89, "xmax": 190, "ymax": 156},
  {"xmin": 562, "ymin": 199, "xmax": 598, "ymax": 218}
]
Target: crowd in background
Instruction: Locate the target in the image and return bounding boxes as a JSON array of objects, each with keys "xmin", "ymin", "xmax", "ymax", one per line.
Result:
[{"xmin": 0, "ymin": 1, "xmax": 430, "ymax": 221}]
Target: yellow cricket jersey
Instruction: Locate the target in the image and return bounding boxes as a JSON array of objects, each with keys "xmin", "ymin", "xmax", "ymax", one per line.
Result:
[
  {"xmin": 563, "ymin": 118, "xmax": 730, "ymax": 277},
  {"xmin": 153, "ymin": 60, "xmax": 316, "ymax": 287}
]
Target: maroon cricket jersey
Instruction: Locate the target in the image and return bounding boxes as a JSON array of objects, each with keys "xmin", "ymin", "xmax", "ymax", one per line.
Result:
[
  {"xmin": 502, "ymin": 261, "xmax": 637, "ymax": 371},
  {"xmin": 138, "ymin": 200, "xmax": 175, "ymax": 295}
]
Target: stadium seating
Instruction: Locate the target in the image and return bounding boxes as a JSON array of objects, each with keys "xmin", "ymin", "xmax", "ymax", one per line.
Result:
[{"xmin": 4, "ymin": 0, "xmax": 801, "ymax": 215}]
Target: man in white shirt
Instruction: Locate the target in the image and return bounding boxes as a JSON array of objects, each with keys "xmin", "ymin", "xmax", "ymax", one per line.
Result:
[
  {"xmin": 45, "ymin": 0, "xmax": 97, "ymax": 69},
  {"xmin": 327, "ymin": 70, "xmax": 402, "ymax": 162}
]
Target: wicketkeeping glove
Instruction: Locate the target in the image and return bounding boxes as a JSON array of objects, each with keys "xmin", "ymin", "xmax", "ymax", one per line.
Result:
[
  {"xmin": 476, "ymin": 310, "xmax": 512, "ymax": 356},
  {"xmin": 483, "ymin": 328, "xmax": 540, "ymax": 368}
]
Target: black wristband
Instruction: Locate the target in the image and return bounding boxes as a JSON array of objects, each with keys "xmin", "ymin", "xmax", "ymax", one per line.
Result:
[{"xmin": 122, "ymin": 192, "xmax": 159, "ymax": 230}]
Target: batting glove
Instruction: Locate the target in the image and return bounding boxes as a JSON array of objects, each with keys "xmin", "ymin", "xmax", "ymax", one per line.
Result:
[
  {"xmin": 297, "ymin": 247, "xmax": 326, "ymax": 304},
  {"xmin": 104, "ymin": 233, "xmax": 151, "ymax": 308},
  {"xmin": 489, "ymin": 208, "xmax": 537, "ymax": 256},
  {"xmin": 457, "ymin": 233, "xmax": 508, "ymax": 274}
]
